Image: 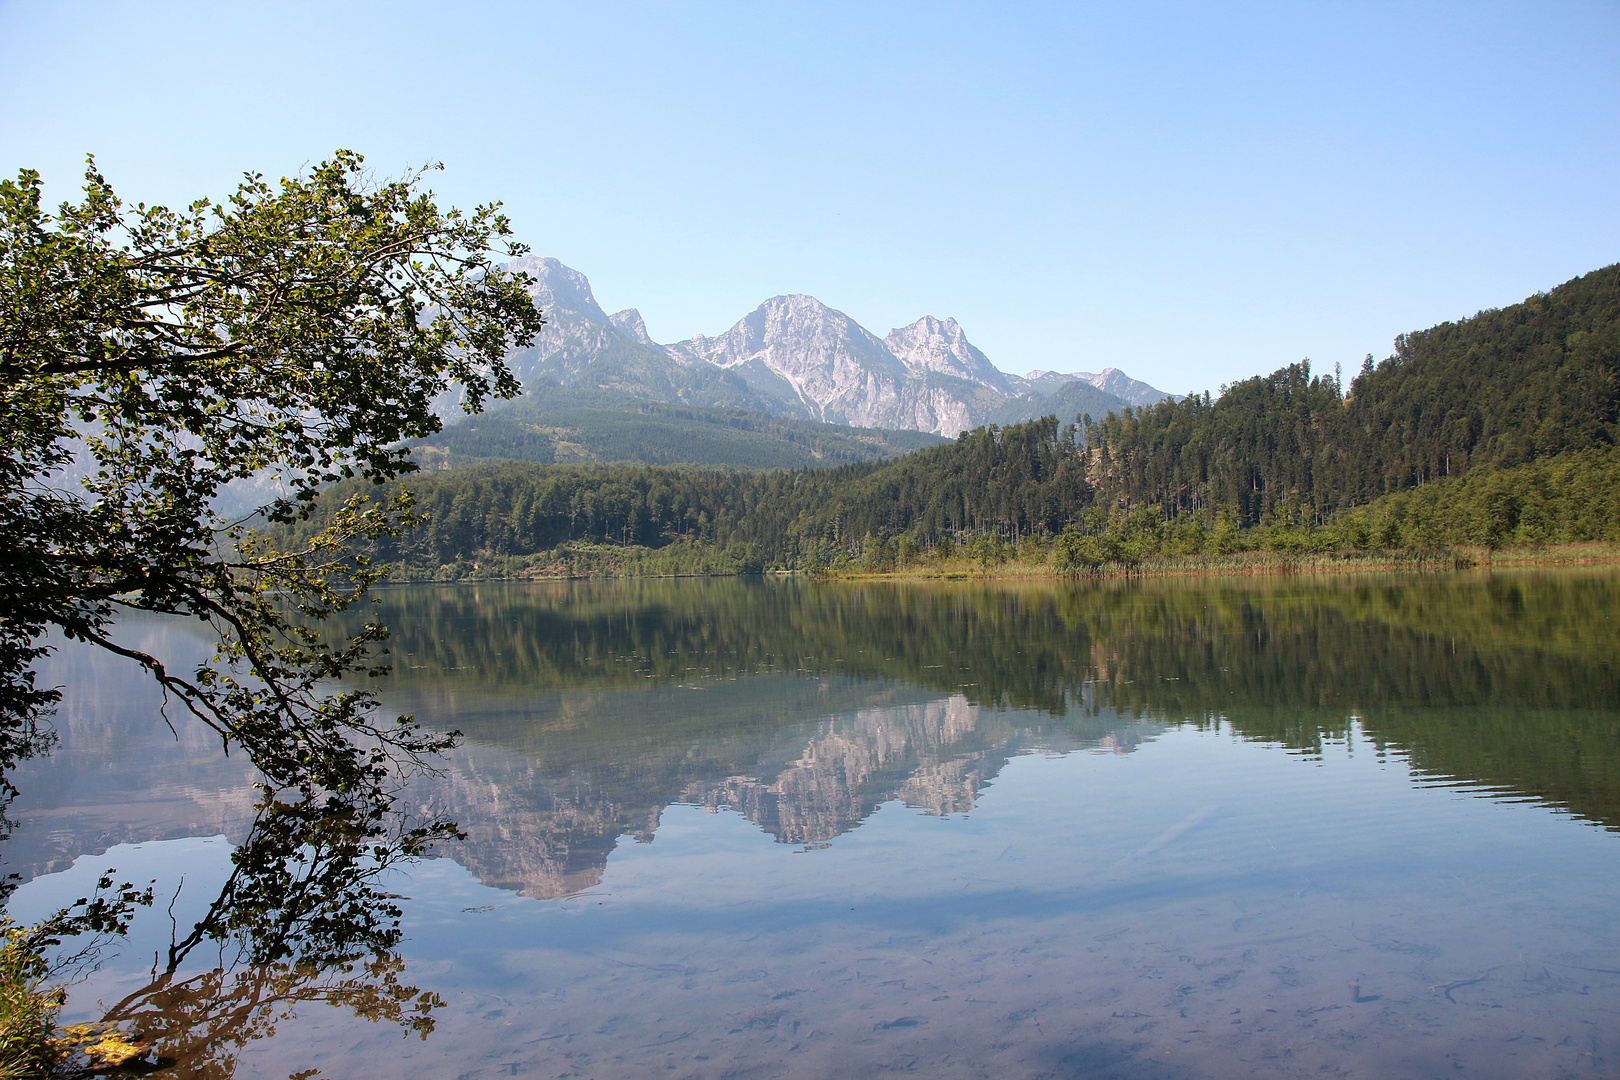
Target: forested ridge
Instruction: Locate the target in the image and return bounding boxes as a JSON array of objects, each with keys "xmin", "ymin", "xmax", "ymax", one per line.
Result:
[
  {"xmin": 284, "ymin": 416, "xmax": 1090, "ymax": 572},
  {"xmin": 1087, "ymin": 263, "xmax": 1618, "ymax": 523},
  {"xmin": 280, "ymin": 265, "xmax": 1620, "ymax": 575}
]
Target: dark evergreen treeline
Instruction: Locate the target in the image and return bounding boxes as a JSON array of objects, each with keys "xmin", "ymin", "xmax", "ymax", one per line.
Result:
[
  {"xmin": 1086, "ymin": 263, "xmax": 1618, "ymax": 523},
  {"xmin": 771, "ymin": 415, "xmax": 1091, "ymax": 542},
  {"xmin": 280, "ymin": 415, "xmax": 1093, "ymax": 569}
]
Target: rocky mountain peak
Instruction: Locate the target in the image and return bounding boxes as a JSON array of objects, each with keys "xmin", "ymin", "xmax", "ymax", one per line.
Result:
[
  {"xmin": 1019, "ymin": 367, "xmax": 1181, "ymax": 408},
  {"xmin": 886, "ymin": 315, "xmax": 1011, "ymax": 394},
  {"xmin": 609, "ymin": 308, "xmax": 653, "ymax": 343},
  {"xmin": 743, "ymin": 293, "xmax": 869, "ymax": 339},
  {"xmin": 685, "ymin": 295, "xmax": 903, "ymax": 376},
  {"xmin": 1085, "ymin": 367, "xmax": 1183, "ymax": 407},
  {"xmin": 505, "ymin": 255, "xmax": 612, "ymax": 326},
  {"xmin": 666, "ymin": 295, "xmax": 918, "ymax": 426},
  {"xmin": 485, "ymin": 256, "xmax": 1168, "ymax": 438}
]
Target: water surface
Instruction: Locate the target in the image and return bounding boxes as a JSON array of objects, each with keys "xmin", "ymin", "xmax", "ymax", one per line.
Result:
[{"xmin": 6, "ymin": 572, "xmax": 1619, "ymax": 1078}]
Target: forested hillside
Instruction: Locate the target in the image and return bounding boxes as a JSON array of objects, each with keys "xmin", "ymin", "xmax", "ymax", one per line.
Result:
[
  {"xmin": 279, "ymin": 417, "xmax": 1091, "ymax": 572},
  {"xmin": 1086, "ymin": 264, "xmax": 1618, "ymax": 523},
  {"xmin": 411, "ymin": 386, "xmax": 946, "ymax": 470}
]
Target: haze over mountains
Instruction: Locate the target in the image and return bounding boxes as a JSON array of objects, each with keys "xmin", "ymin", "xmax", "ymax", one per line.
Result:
[{"xmin": 484, "ymin": 257, "xmax": 1181, "ymax": 439}]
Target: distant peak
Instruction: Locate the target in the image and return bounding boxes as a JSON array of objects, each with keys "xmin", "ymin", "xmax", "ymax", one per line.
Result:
[
  {"xmin": 755, "ymin": 294, "xmax": 838, "ymax": 314},
  {"xmin": 899, "ymin": 314, "xmax": 964, "ymax": 338},
  {"xmin": 885, "ymin": 315, "xmax": 1009, "ymax": 394},
  {"xmin": 609, "ymin": 308, "xmax": 653, "ymax": 344},
  {"xmin": 888, "ymin": 314, "xmax": 966, "ymax": 342},
  {"xmin": 736, "ymin": 294, "xmax": 864, "ymax": 333},
  {"xmin": 1025, "ymin": 368, "xmax": 1099, "ymax": 382},
  {"xmin": 503, "ymin": 255, "xmax": 611, "ymax": 326}
]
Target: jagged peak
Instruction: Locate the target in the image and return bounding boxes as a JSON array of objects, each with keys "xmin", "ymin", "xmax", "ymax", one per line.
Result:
[
  {"xmin": 1025, "ymin": 367, "xmax": 1100, "ymax": 381},
  {"xmin": 700, "ymin": 294, "xmax": 881, "ymax": 351},
  {"xmin": 609, "ymin": 308, "xmax": 653, "ymax": 344},
  {"xmin": 886, "ymin": 315, "xmax": 1010, "ymax": 393},
  {"xmin": 902, "ymin": 314, "xmax": 962, "ymax": 334},
  {"xmin": 748, "ymin": 293, "xmax": 853, "ymax": 321},
  {"xmin": 1020, "ymin": 367, "xmax": 1181, "ymax": 407},
  {"xmin": 503, "ymin": 255, "xmax": 611, "ymax": 326}
]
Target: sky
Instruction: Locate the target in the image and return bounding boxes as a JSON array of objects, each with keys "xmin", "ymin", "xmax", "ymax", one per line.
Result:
[{"xmin": 2, "ymin": 0, "xmax": 1616, "ymax": 396}]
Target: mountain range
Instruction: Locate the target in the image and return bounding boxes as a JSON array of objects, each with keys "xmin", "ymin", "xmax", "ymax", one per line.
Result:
[{"xmin": 474, "ymin": 257, "xmax": 1180, "ymax": 440}]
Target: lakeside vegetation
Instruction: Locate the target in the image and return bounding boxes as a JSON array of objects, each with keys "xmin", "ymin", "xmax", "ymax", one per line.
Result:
[
  {"xmin": 274, "ymin": 264, "xmax": 1619, "ymax": 581},
  {"xmin": 1084, "ymin": 263, "xmax": 1618, "ymax": 521}
]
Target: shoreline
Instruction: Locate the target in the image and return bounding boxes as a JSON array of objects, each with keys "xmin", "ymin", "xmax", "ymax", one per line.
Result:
[
  {"xmin": 370, "ymin": 542, "xmax": 1620, "ymax": 585},
  {"xmin": 817, "ymin": 543, "xmax": 1620, "ymax": 582}
]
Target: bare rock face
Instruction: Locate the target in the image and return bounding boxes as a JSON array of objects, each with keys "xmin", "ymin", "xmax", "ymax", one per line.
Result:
[
  {"xmin": 669, "ymin": 297, "xmax": 1010, "ymax": 436},
  {"xmin": 515, "ymin": 309, "xmax": 638, "ymax": 385},
  {"xmin": 497, "ymin": 257, "xmax": 667, "ymax": 387},
  {"xmin": 609, "ymin": 307, "xmax": 654, "ymax": 344},
  {"xmin": 506, "ymin": 256, "xmax": 613, "ymax": 327},
  {"xmin": 1084, "ymin": 368, "xmax": 1183, "ymax": 407},
  {"xmin": 889, "ymin": 379, "xmax": 986, "ymax": 438},
  {"xmin": 672, "ymin": 295, "xmax": 909, "ymax": 423},
  {"xmin": 885, "ymin": 316, "xmax": 1013, "ymax": 396},
  {"xmin": 456, "ymin": 258, "xmax": 775, "ymax": 413}
]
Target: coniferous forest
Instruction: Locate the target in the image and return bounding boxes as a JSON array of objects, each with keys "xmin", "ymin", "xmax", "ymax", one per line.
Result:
[
  {"xmin": 278, "ymin": 264, "xmax": 1620, "ymax": 578},
  {"xmin": 1083, "ymin": 262, "xmax": 1618, "ymax": 523}
]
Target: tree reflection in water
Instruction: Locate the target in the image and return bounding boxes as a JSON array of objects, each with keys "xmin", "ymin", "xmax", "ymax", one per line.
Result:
[{"xmin": 96, "ymin": 793, "xmax": 456, "ymax": 1078}]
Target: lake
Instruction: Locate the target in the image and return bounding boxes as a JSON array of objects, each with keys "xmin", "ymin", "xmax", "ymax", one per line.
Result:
[{"xmin": 6, "ymin": 571, "xmax": 1619, "ymax": 1079}]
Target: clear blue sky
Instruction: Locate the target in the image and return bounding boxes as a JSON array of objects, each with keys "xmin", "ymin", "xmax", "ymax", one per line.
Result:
[{"xmin": 3, "ymin": 0, "xmax": 1616, "ymax": 395}]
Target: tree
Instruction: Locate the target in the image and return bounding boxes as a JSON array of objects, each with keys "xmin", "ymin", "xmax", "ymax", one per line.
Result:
[
  {"xmin": 1051, "ymin": 525, "xmax": 1102, "ymax": 575},
  {"xmin": 0, "ymin": 151, "xmax": 544, "ymax": 807}
]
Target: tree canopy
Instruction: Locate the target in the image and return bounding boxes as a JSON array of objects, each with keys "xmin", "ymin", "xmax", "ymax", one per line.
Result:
[
  {"xmin": 0, "ymin": 152, "xmax": 544, "ymax": 804},
  {"xmin": 1083, "ymin": 264, "xmax": 1619, "ymax": 523}
]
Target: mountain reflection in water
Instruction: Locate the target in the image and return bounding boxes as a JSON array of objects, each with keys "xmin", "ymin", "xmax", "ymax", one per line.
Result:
[{"xmin": 412, "ymin": 689, "xmax": 1153, "ymax": 898}]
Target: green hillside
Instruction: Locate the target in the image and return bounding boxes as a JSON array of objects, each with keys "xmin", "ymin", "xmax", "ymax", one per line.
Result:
[
  {"xmin": 412, "ymin": 385, "xmax": 947, "ymax": 470},
  {"xmin": 280, "ymin": 416, "xmax": 1089, "ymax": 571},
  {"xmin": 1085, "ymin": 264, "xmax": 1619, "ymax": 523},
  {"xmin": 508, "ymin": 330, "xmax": 777, "ymax": 413}
]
